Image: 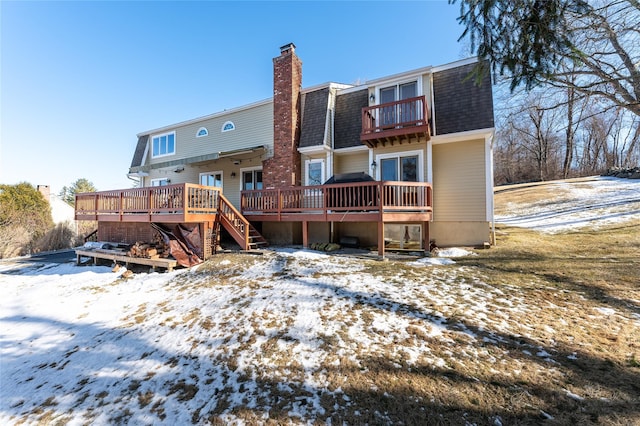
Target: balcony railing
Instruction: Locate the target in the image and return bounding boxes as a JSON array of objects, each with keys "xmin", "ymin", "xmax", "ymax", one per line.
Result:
[
  {"xmin": 361, "ymin": 96, "xmax": 431, "ymax": 147},
  {"xmin": 241, "ymin": 181, "xmax": 432, "ymax": 222},
  {"xmin": 75, "ymin": 183, "xmax": 220, "ymax": 223}
]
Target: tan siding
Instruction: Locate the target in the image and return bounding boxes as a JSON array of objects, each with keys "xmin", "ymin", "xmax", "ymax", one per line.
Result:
[
  {"xmin": 373, "ymin": 141, "xmax": 428, "ymax": 181},
  {"xmin": 432, "ymin": 139, "xmax": 486, "ymax": 222},
  {"xmin": 146, "ymin": 103, "xmax": 273, "ymax": 167},
  {"xmin": 334, "ymin": 153, "xmax": 369, "ymax": 175}
]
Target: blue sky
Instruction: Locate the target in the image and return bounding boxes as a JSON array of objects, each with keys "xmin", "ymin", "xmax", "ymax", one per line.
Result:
[{"xmin": 1, "ymin": 1, "xmax": 469, "ymax": 194}]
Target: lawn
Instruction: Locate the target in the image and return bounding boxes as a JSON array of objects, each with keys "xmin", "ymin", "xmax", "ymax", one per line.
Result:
[{"xmin": 1, "ymin": 177, "xmax": 639, "ymax": 425}]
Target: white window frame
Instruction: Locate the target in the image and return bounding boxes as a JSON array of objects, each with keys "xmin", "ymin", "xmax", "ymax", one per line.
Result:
[
  {"xmin": 196, "ymin": 127, "xmax": 208, "ymax": 138},
  {"xmin": 374, "ymin": 78, "xmax": 422, "ymax": 106},
  {"xmin": 240, "ymin": 166, "xmax": 263, "ymax": 191},
  {"xmin": 305, "ymin": 158, "xmax": 325, "ymax": 186},
  {"xmin": 151, "ymin": 131, "xmax": 176, "ymax": 159},
  {"xmin": 199, "ymin": 171, "xmax": 223, "ymax": 188},
  {"xmin": 375, "ymin": 149, "xmax": 424, "ymax": 182},
  {"xmin": 221, "ymin": 121, "xmax": 235, "ymax": 132},
  {"xmin": 150, "ymin": 178, "xmax": 171, "ymax": 186}
]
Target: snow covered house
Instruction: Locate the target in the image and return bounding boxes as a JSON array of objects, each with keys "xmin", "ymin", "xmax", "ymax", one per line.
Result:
[{"xmin": 75, "ymin": 43, "xmax": 494, "ymax": 259}]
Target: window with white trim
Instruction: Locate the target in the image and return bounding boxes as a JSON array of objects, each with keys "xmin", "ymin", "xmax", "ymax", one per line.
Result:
[
  {"xmin": 200, "ymin": 171, "xmax": 223, "ymax": 188},
  {"xmin": 376, "ymin": 150, "xmax": 423, "ymax": 182},
  {"xmin": 151, "ymin": 178, "xmax": 170, "ymax": 186},
  {"xmin": 151, "ymin": 132, "xmax": 176, "ymax": 158},
  {"xmin": 221, "ymin": 121, "xmax": 235, "ymax": 132},
  {"xmin": 196, "ymin": 127, "xmax": 208, "ymax": 137},
  {"xmin": 305, "ymin": 159, "xmax": 325, "ymax": 186},
  {"xmin": 242, "ymin": 168, "xmax": 262, "ymax": 190}
]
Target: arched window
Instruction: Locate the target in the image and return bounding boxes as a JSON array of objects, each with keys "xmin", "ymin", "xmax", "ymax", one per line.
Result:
[
  {"xmin": 196, "ymin": 127, "xmax": 208, "ymax": 137},
  {"xmin": 221, "ymin": 121, "xmax": 235, "ymax": 132}
]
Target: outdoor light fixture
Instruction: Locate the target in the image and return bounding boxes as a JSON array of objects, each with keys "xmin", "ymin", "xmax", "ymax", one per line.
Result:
[
  {"xmin": 369, "ymin": 93, "xmax": 375, "ymax": 103},
  {"xmin": 231, "ymin": 172, "xmax": 237, "ymax": 178},
  {"xmin": 371, "ymin": 160, "xmax": 377, "ymax": 169}
]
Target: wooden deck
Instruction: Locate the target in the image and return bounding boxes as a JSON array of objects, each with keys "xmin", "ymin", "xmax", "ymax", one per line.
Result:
[
  {"xmin": 74, "ymin": 181, "xmax": 433, "ymax": 256},
  {"xmin": 241, "ymin": 181, "xmax": 433, "ymax": 222},
  {"xmin": 75, "ymin": 183, "xmax": 220, "ymax": 223}
]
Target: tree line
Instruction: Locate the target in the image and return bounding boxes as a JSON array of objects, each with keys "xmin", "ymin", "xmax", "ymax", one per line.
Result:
[
  {"xmin": 451, "ymin": 0, "xmax": 639, "ymax": 185},
  {"xmin": 0, "ymin": 179, "xmax": 96, "ymax": 258}
]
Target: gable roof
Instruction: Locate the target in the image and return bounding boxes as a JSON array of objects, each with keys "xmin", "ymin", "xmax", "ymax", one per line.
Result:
[
  {"xmin": 334, "ymin": 88, "xmax": 368, "ymax": 150},
  {"xmin": 299, "ymin": 87, "xmax": 330, "ymax": 148}
]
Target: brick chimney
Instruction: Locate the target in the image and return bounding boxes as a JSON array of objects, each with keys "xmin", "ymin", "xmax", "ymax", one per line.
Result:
[
  {"xmin": 37, "ymin": 185, "xmax": 51, "ymax": 203},
  {"xmin": 263, "ymin": 43, "xmax": 302, "ymax": 189}
]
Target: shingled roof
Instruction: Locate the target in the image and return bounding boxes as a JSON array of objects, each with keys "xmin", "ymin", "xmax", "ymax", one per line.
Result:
[
  {"xmin": 432, "ymin": 62, "xmax": 494, "ymax": 135},
  {"xmin": 334, "ymin": 89, "xmax": 368, "ymax": 149},
  {"xmin": 130, "ymin": 135, "xmax": 149, "ymax": 169},
  {"xmin": 299, "ymin": 88, "xmax": 330, "ymax": 148}
]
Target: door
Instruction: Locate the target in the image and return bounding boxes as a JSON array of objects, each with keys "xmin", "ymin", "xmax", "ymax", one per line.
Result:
[
  {"xmin": 380, "ymin": 86, "xmax": 396, "ymax": 128},
  {"xmin": 399, "ymin": 82, "xmax": 417, "ymax": 124},
  {"xmin": 200, "ymin": 172, "xmax": 223, "ymax": 188},
  {"xmin": 379, "ymin": 81, "xmax": 418, "ymax": 127},
  {"xmin": 380, "ymin": 155, "xmax": 417, "ymax": 182}
]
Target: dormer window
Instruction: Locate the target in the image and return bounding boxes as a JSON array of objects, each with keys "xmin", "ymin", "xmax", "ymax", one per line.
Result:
[
  {"xmin": 196, "ymin": 127, "xmax": 208, "ymax": 137},
  {"xmin": 151, "ymin": 131, "xmax": 175, "ymax": 158},
  {"xmin": 222, "ymin": 121, "xmax": 235, "ymax": 132}
]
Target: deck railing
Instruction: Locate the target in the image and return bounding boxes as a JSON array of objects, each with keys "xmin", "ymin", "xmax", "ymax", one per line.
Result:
[
  {"xmin": 241, "ymin": 181, "xmax": 432, "ymax": 219},
  {"xmin": 362, "ymin": 96, "xmax": 430, "ymax": 137},
  {"xmin": 75, "ymin": 183, "xmax": 220, "ymax": 222}
]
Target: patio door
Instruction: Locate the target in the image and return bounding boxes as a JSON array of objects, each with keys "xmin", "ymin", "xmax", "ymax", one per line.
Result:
[
  {"xmin": 380, "ymin": 155, "xmax": 418, "ymax": 182},
  {"xmin": 200, "ymin": 171, "xmax": 223, "ymax": 188},
  {"xmin": 379, "ymin": 81, "xmax": 417, "ymax": 127}
]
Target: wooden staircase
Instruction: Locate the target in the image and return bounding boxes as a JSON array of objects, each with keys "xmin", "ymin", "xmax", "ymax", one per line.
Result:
[{"xmin": 217, "ymin": 193, "xmax": 268, "ymax": 251}]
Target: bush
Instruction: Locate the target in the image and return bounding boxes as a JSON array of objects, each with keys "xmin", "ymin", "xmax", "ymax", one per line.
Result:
[
  {"xmin": 34, "ymin": 222, "xmax": 77, "ymax": 252},
  {"xmin": 0, "ymin": 182, "xmax": 54, "ymax": 258}
]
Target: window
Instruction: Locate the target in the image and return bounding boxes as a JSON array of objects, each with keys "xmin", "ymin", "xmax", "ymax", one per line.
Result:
[
  {"xmin": 306, "ymin": 159, "xmax": 324, "ymax": 186},
  {"xmin": 242, "ymin": 169, "xmax": 263, "ymax": 190},
  {"xmin": 151, "ymin": 132, "xmax": 175, "ymax": 158},
  {"xmin": 200, "ymin": 171, "xmax": 222, "ymax": 188},
  {"xmin": 151, "ymin": 178, "xmax": 170, "ymax": 186},
  {"xmin": 221, "ymin": 121, "xmax": 235, "ymax": 132},
  {"xmin": 377, "ymin": 150, "xmax": 423, "ymax": 182},
  {"xmin": 196, "ymin": 127, "xmax": 208, "ymax": 137}
]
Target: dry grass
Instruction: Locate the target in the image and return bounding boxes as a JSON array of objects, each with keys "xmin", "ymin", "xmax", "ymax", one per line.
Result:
[
  {"xmin": 191, "ymin": 222, "xmax": 640, "ymax": 425},
  {"xmin": 4, "ymin": 181, "xmax": 639, "ymax": 425}
]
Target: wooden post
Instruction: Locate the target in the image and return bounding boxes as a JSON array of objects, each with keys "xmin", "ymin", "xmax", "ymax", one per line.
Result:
[
  {"xmin": 423, "ymin": 221, "xmax": 430, "ymax": 255},
  {"xmin": 378, "ymin": 221, "xmax": 385, "ymax": 258},
  {"xmin": 302, "ymin": 221, "xmax": 309, "ymax": 248}
]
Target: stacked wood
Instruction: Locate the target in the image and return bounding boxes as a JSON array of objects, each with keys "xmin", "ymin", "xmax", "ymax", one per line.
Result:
[{"xmin": 127, "ymin": 234, "xmax": 170, "ymax": 259}]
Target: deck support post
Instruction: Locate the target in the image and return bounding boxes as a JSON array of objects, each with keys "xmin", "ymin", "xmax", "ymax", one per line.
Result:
[
  {"xmin": 302, "ymin": 221, "xmax": 309, "ymax": 248},
  {"xmin": 423, "ymin": 221, "xmax": 430, "ymax": 255},
  {"xmin": 377, "ymin": 221, "xmax": 385, "ymax": 258}
]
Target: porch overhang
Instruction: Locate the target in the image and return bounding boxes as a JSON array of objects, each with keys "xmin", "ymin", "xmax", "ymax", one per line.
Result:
[{"xmin": 129, "ymin": 145, "xmax": 267, "ymax": 174}]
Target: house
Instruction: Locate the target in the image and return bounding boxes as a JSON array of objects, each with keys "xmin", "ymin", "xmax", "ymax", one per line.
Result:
[
  {"xmin": 38, "ymin": 185, "xmax": 76, "ymax": 228},
  {"xmin": 75, "ymin": 43, "xmax": 494, "ymax": 261}
]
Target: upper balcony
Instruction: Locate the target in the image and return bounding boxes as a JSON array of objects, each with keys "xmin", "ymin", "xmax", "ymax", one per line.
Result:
[
  {"xmin": 361, "ymin": 95, "xmax": 431, "ymax": 148},
  {"xmin": 75, "ymin": 183, "xmax": 220, "ymax": 223}
]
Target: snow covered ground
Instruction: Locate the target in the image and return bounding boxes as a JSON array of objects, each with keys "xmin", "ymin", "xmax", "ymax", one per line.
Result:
[
  {"xmin": 1, "ymin": 176, "xmax": 638, "ymax": 424},
  {"xmin": 495, "ymin": 176, "xmax": 640, "ymax": 233}
]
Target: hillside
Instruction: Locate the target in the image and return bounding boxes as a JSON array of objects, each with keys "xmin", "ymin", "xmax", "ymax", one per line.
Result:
[{"xmin": 1, "ymin": 177, "xmax": 639, "ymax": 425}]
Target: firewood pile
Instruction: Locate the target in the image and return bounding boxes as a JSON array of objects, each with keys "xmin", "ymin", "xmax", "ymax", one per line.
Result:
[{"xmin": 126, "ymin": 233, "xmax": 171, "ymax": 259}]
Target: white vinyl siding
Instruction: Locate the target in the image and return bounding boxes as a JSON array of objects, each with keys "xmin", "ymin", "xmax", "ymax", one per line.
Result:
[
  {"xmin": 432, "ymin": 139, "xmax": 487, "ymax": 222},
  {"xmin": 146, "ymin": 103, "xmax": 273, "ymax": 167}
]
